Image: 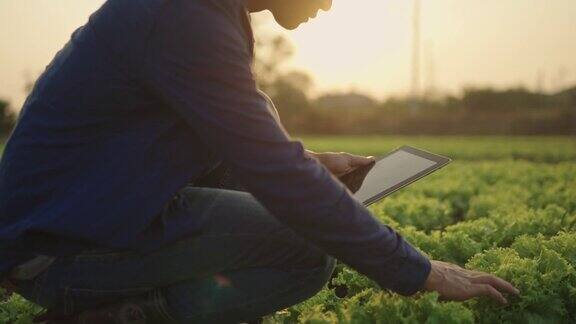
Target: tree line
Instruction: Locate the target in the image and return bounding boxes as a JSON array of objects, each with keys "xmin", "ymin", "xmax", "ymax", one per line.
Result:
[
  {"xmin": 1, "ymin": 82, "xmax": 574, "ymax": 137},
  {"xmin": 265, "ymin": 81, "xmax": 576, "ymax": 135},
  {"xmin": 1, "ymin": 33, "xmax": 574, "ymax": 136},
  {"xmin": 0, "ymin": 100, "xmax": 16, "ymax": 136},
  {"xmin": 253, "ymin": 35, "xmax": 575, "ymax": 136}
]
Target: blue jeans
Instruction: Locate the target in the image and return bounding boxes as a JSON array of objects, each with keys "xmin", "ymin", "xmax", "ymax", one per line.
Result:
[{"xmin": 14, "ymin": 164, "xmax": 336, "ymax": 323}]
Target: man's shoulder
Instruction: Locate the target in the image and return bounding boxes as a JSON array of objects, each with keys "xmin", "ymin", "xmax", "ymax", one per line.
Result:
[
  {"xmin": 149, "ymin": 0, "xmax": 250, "ymax": 49},
  {"xmin": 164, "ymin": 0, "xmax": 246, "ymax": 23},
  {"xmin": 155, "ymin": 0, "xmax": 246, "ymax": 19}
]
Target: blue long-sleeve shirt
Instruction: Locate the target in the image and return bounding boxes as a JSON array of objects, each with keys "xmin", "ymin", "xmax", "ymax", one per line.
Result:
[{"xmin": 0, "ymin": 0, "xmax": 430, "ymax": 295}]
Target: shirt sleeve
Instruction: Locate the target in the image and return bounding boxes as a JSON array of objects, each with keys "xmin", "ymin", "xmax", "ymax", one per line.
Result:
[{"xmin": 142, "ymin": 0, "xmax": 430, "ymax": 296}]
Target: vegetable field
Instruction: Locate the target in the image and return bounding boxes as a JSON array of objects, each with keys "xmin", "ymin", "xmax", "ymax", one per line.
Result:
[
  {"xmin": 271, "ymin": 136, "xmax": 576, "ymax": 324},
  {"xmin": 1, "ymin": 136, "xmax": 576, "ymax": 323}
]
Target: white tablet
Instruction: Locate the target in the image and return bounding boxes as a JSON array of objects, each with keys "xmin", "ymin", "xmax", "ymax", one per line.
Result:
[{"xmin": 338, "ymin": 146, "xmax": 451, "ymax": 206}]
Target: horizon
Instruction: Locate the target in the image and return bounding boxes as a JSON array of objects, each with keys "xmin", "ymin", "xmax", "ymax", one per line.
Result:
[{"xmin": 1, "ymin": 0, "xmax": 575, "ymax": 110}]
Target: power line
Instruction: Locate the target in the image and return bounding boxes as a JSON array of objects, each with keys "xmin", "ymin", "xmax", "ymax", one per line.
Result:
[{"xmin": 411, "ymin": 0, "xmax": 421, "ymax": 100}]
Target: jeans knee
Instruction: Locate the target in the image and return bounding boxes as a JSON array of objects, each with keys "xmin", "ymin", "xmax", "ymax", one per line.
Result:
[{"xmin": 305, "ymin": 254, "xmax": 336, "ymax": 296}]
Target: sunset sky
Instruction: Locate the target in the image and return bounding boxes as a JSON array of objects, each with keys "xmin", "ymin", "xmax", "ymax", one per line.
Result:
[{"xmin": 1, "ymin": 0, "xmax": 575, "ymax": 110}]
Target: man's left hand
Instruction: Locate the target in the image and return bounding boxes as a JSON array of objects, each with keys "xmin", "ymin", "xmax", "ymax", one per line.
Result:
[{"xmin": 308, "ymin": 151, "xmax": 375, "ymax": 177}]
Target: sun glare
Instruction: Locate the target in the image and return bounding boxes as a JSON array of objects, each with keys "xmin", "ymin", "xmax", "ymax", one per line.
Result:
[
  {"xmin": 256, "ymin": 0, "xmax": 576, "ymax": 98},
  {"xmin": 258, "ymin": 0, "xmax": 414, "ymax": 97}
]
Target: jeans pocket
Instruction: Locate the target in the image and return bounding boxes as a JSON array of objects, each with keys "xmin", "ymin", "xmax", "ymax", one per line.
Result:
[{"xmin": 63, "ymin": 286, "xmax": 154, "ymax": 316}]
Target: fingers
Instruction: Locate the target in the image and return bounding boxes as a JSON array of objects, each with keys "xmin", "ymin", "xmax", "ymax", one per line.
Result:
[
  {"xmin": 346, "ymin": 153, "xmax": 375, "ymax": 167},
  {"xmin": 427, "ymin": 261, "xmax": 521, "ymax": 306},
  {"xmin": 469, "ymin": 273, "xmax": 520, "ymax": 305},
  {"xmin": 335, "ymin": 169, "xmax": 353, "ymax": 177},
  {"xmin": 472, "ymin": 274, "xmax": 520, "ymax": 296},
  {"xmin": 473, "ymin": 284, "xmax": 508, "ymax": 305},
  {"xmin": 320, "ymin": 0, "xmax": 333, "ymax": 11}
]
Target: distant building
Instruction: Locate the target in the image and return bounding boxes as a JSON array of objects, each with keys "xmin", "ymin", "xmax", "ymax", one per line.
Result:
[
  {"xmin": 555, "ymin": 86, "xmax": 576, "ymax": 107},
  {"xmin": 316, "ymin": 92, "xmax": 378, "ymax": 109}
]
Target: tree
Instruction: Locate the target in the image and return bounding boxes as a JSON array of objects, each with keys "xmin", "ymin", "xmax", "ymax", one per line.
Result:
[
  {"xmin": 269, "ymin": 71, "xmax": 313, "ymax": 114},
  {"xmin": 251, "ymin": 18, "xmax": 315, "ymax": 131},
  {"xmin": 461, "ymin": 87, "xmax": 548, "ymax": 111},
  {"xmin": 253, "ymin": 34, "xmax": 294, "ymax": 92},
  {"xmin": 0, "ymin": 99, "xmax": 16, "ymax": 135}
]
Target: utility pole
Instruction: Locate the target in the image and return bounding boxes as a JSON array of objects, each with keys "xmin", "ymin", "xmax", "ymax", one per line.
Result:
[
  {"xmin": 536, "ymin": 69, "xmax": 545, "ymax": 94},
  {"xmin": 411, "ymin": 0, "xmax": 422, "ymax": 110},
  {"xmin": 425, "ymin": 41, "xmax": 436, "ymax": 97}
]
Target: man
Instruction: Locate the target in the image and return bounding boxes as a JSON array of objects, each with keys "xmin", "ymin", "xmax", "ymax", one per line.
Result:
[{"xmin": 0, "ymin": 0, "xmax": 518, "ymax": 323}]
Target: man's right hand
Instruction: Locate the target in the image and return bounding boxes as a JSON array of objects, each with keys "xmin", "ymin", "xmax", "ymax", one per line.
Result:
[{"xmin": 423, "ymin": 260, "xmax": 520, "ymax": 304}]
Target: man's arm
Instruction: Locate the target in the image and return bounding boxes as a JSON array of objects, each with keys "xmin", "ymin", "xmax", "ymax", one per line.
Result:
[
  {"xmin": 143, "ymin": 0, "xmax": 429, "ymax": 296},
  {"xmin": 142, "ymin": 0, "xmax": 518, "ymax": 302}
]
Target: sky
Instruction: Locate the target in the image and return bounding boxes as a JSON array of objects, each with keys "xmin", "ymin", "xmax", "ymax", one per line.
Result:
[{"xmin": 1, "ymin": 0, "xmax": 575, "ymax": 110}]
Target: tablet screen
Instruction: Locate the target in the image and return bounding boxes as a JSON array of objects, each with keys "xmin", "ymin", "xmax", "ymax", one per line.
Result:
[{"xmin": 339, "ymin": 146, "xmax": 450, "ymax": 205}]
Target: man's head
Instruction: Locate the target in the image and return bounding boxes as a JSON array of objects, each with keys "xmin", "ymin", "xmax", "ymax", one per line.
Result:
[{"xmin": 246, "ymin": 0, "xmax": 333, "ymax": 30}]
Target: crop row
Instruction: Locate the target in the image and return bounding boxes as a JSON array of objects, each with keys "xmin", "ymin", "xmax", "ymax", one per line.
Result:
[
  {"xmin": 302, "ymin": 136, "xmax": 576, "ymax": 163},
  {"xmin": 272, "ymin": 161, "xmax": 576, "ymax": 323}
]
